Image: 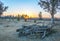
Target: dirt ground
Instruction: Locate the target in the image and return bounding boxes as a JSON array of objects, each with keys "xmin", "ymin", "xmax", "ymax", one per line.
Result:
[{"xmin": 0, "ymin": 19, "xmax": 60, "ymax": 41}]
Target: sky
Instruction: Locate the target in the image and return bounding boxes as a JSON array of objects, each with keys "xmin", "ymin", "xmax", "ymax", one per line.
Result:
[{"xmin": 0, "ymin": 0, "xmax": 60, "ymax": 18}]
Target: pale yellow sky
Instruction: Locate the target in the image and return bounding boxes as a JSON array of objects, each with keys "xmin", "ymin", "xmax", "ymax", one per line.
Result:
[{"xmin": 2, "ymin": 11, "xmax": 60, "ymax": 18}]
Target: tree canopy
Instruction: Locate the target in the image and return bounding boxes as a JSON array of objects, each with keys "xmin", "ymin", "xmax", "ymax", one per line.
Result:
[
  {"xmin": 38, "ymin": 0, "xmax": 60, "ymax": 15},
  {"xmin": 38, "ymin": 0, "xmax": 60, "ymax": 24},
  {"xmin": 0, "ymin": 1, "xmax": 8, "ymax": 16}
]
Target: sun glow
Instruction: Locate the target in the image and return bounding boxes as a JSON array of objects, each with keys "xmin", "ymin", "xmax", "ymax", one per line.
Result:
[
  {"xmin": 2, "ymin": 11, "xmax": 38, "ymax": 18},
  {"xmin": 2, "ymin": 11, "xmax": 60, "ymax": 18},
  {"xmin": 20, "ymin": 10, "xmax": 39, "ymax": 18}
]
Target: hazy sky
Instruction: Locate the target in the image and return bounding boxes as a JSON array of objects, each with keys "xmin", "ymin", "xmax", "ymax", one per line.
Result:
[{"xmin": 0, "ymin": 0, "xmax": 60, "ymax": 18}]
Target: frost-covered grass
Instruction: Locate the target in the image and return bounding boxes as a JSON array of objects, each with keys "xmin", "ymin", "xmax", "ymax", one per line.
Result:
[{"xmin": 0, "ymin": 19, "xmax": 60, "ymax": 41}]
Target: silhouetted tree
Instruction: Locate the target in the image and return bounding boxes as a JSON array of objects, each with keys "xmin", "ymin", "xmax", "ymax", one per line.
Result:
[
  {"xmin": 39, "ymin": 12, "xmax": 42, "ymax": 20},
  {"xmin": 0, "ymin": 1, "xmax": 8, "ymax": 16},
  {"xmin": 17, "ymin": 14, "xmax": 20, "ymax": 21},
  {"xmin": 21, "ymin": 14, "xmax": 25, "ymax": 19},
  {"xmin": 38, "ymin": 0, "xmax": 60, "ymax": 24},
  {"xmin": 24, "ymin": 15, "xmax": 28, "ymax": 22},
  {"xmin": 21, "ymin": 14, "xmax": 29, "ymax": 22}
]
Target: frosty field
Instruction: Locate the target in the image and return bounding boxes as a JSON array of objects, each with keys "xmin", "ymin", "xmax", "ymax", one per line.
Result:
[{"xmin": 0, "ymin": 19, "xmax": 60, "ymax": 41}]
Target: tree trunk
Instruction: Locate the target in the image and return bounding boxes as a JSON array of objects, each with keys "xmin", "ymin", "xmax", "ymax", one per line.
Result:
[{"xmin": 51, "ymin": 14, "xmax": 54, "ymax": 24}]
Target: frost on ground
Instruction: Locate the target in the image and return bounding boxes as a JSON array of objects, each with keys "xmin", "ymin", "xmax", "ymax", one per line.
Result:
[{"xmin": 0, "ymin": 19, "xmax": 60, "ymax": 41}]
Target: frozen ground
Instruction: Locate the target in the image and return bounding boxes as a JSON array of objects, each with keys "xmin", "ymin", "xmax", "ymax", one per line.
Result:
[{"xmin": 0, "ymin": 19, "xmax": 60, "ymax": 41}]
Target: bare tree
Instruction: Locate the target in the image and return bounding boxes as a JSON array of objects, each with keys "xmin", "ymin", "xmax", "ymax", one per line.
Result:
[
  {"xmin": 38, "ymin": 0, "xmax": 60, "ymax": 24},
  {"xmin": 0, "ymin": 1, "xmax": 8, "ymax": 16}
]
